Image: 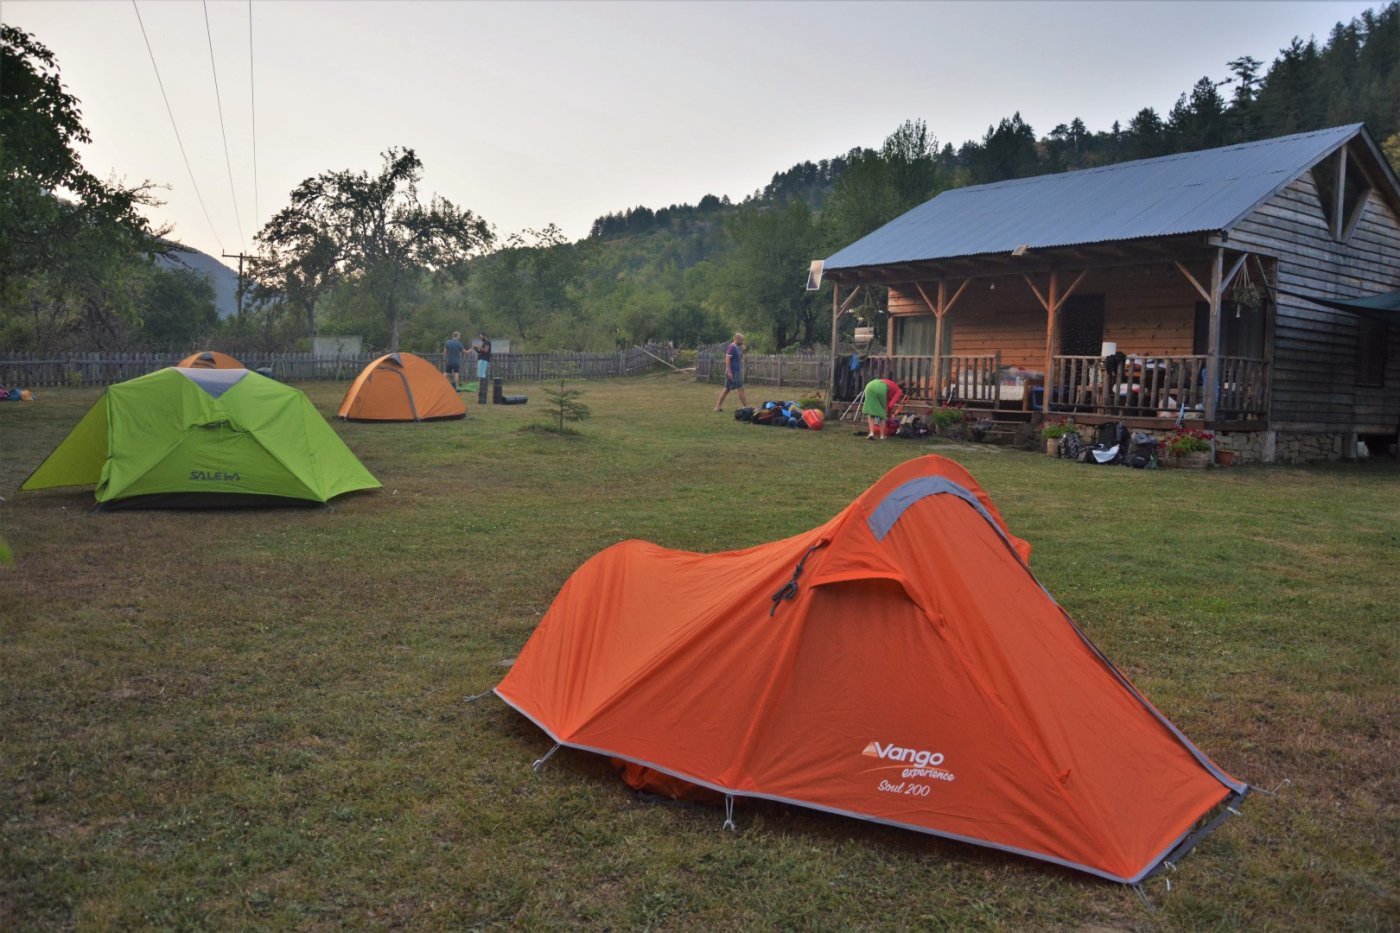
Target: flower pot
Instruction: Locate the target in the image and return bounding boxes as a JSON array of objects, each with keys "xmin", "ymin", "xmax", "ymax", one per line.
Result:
[
  {"xmin": 1046, "ymin": 438, "xmax": 1060, "ymax": 457},
  {"xmin": 1216, "ymin": 449, "xmax": 1236, "ymax": 467},
  {"xmin": 1172, "ymin": 450, "xmax": 1211, "ymax": 469}
]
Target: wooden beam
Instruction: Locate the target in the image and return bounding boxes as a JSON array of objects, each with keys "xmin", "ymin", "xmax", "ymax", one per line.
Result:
[
  {"xmin": 1042, "ymin": 270, "xmax": 1059, "ymax": 393},
  {"xmin": 1219, "ymin": 253, "xmax": 1248, "ymax": 295},
  {"xmin": 944, "ymin": 277, "xmax": 971, "ymax": 315},
  {"xmin": 1175, "ymin": 260, "xmax": 1212, "ymax": 303},
  {"xmin": 1022, "ymin": 274, "xmax": 1051, "ymax": 312},
  {"xmin": 914, "ymin": 281, "xmax": 938, "ymax": 316},
  {"xmin": 828, "ymin": 283, "xmax": 841, "ymax": 407},
  {"xmin": 1205, "ymin": 248, "xmax": 1223, "ymax": 423},
  {"xmin": 838, "ymin": 286, "xmax": 862, "ymax": 315},
  {"xmin": 1333, "ymin": 148, "xmax": 1347, "ymax": 240}
]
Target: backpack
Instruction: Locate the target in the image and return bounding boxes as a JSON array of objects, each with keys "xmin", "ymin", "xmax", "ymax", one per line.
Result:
[
  {"xmin": 1082, "ymin": 422, "xmax": 1127, "ymax": 465},
  {"xmin": 735, "ymin": 407, "xmax": 755, "ymax": 422},
  {"xmin": 751, "ymin": 408, "xmax": 776, "ymax": 425},
  {"xmin": 1124, "ymin": 432, "xmax": 1158, "ymax": 469},
  {"xmin": 1059, "ymin": 432, "xmax": 1088, "ymax": 461},
  {"xmin": 802, "ymin": 409, "xmax": 825, "ymax": 431}
]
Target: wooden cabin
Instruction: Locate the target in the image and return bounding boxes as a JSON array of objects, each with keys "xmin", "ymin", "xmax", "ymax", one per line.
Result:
[{"xmin": 821, "ymin": 124, "xmax": 1400, "ymax": 462}]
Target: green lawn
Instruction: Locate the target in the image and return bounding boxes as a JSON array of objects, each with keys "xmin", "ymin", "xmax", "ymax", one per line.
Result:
[{"xmin": 2, "ymin": 374, "xmax": 1397, "ymax": 930}]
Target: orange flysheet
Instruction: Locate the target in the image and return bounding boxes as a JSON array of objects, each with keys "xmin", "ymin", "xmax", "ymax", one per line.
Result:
[
  {"xmin": 497, "ymin": 455, "xmax": 1246, "ymax": 883},
  {"xmin": 338, "ymin": 353, "xmax": 465, "ymax": 421},
  {"xmin": 177, "ymin": 350, "xmax": 244, "ymax": 369}
]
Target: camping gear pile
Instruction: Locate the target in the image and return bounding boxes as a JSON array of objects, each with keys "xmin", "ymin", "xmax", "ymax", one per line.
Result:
[
  {"xmin": 1058, "ymin": 422, "xmax": 1159, "ymax": 468},
  {"xmin": 0, "ymin": 386, "xmax": 34, "ymax": 401},
  {"xmin": 735, "ymin": 401, "xmax": 824, "ymax": 430},
  {"xmin": 495, "ymin": 454, "xmax": 1247, "ymax": 884}
]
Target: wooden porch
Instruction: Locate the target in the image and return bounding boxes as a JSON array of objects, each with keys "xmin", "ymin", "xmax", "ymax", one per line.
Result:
[{"xmin": 852, "ymin": 352, "xmax": 1269, "ymax": 428}]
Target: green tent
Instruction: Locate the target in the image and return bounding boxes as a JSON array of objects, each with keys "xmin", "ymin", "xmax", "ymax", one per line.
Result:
[{"xmin": 22, "ymin": 367, "xmax": 381, "ymax": 508}]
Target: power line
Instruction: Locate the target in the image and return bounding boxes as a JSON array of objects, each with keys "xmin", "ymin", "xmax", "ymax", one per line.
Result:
[
  {"xmin": 131, "ymin": 0, "xmax": 224, "ymax": 255},
  {"xmin": 203, "ymin": 0, "xmax": 245, "ymax": 250},
  {"xmin": 248, "ymin": 0, "xmax": 259, "ymax": 236}
]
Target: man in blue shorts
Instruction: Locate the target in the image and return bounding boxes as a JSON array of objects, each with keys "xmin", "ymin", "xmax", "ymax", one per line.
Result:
[
  {"xmin": 713, "ymin": 332, "xmax": 748, "ymax": 412},
  {"xmin": 444, "ymin": 331, "xmax": 466, "ymax": 389}
]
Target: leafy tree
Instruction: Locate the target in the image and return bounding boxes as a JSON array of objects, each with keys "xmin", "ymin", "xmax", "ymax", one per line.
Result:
[
  {"xmin": 1167, "ymin": 77, "xmax": 1230, "ymax": 151},
  {"xmin": 715, "ymin": 199, "xmax": 821, "ymax": 350},
  {"xmin": 250, "ymin": 186, "xmax": 343, "ymax": 339},
  {"xmin": 1121, "ymin": 107, "xmax": 1168, "ymax": 161},
  {"xmin": 1383, "ymin": 132, "xmax": 1400, "ymax": 172},
  {"xmin": 0, "ymin": 26, "xmax": 166, "ymax": 349},
  {"xmin": 964, "ymin": 113, "xmax": 1039, "ymax": 184},
  {"xmin": 132, "ymin": 263, "xmax": 218, "ymax": 351},
  {"xmin": 471, "ymin": 224, "xmax": 581, "ymax": 344},
  {"xmin": 254, "ymin": 148, "xmax": 492, "ymax": 352}
]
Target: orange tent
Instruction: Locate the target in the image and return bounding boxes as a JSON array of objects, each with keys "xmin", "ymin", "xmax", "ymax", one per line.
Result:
[
  {"xmin": 496, "ymin": 455, "xmax": 1248, "ymax": 883},
  {"xmin": 177, "ymin": 350, "xmax": 244, "ymax": 369},
  {"xmin": 337, "ymin": 353, "xmax": 465, "ymax": 422}
]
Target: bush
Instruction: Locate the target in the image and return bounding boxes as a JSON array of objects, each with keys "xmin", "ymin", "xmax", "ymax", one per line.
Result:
[
  {"xmin": 1165, "ymin": 427, "xmax": 1213, "ymax": 455},
  {"xmin": 1041, "ymin": 418, "xmax": 1075, "ymax": 440}
]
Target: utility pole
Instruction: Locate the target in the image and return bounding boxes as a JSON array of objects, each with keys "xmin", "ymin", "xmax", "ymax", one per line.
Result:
[{"xmin": 222, "ymin": 252, "xmax": 255, "ymax": 317}]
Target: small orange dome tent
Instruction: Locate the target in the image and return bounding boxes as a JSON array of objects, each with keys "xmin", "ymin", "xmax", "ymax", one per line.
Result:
[
  {"xmin": 177, "ymin": 350, "xmax": 244, "ymax": 369},
  {"xmin": 338, "ymin": 352, "xmax": 465, "ymax": 422},
  {"xmin": 496, "ymin": 455, "xmax": 1248, "ymax": 884}
]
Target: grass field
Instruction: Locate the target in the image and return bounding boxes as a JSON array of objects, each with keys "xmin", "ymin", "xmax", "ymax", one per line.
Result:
[{"xmin": 2, "ymin": 373, "xmax": 1397, "ymax": 930}]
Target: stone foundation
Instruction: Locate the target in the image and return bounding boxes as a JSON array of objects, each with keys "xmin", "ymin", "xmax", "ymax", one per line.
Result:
[{"xmin": 1052, "ymin": 425, "xmax": 1364, "ymax": 465}]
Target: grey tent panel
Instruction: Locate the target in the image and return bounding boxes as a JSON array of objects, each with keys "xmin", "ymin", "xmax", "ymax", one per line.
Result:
[{"xmin": 175, "ymin": 366, "xmax": 249, "ymax": 399}]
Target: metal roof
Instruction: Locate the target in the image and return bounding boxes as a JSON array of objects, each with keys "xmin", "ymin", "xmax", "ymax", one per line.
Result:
[{"xmin": 823, "ymin": 124, "xmax": 1365, "ymax": 272}]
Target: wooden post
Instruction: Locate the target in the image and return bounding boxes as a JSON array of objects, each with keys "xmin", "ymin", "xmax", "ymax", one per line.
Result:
[
  {"xmin": 828, "ymin": 283, "xmax": 841, "ymax": 405},
  {"xmin": 1042, "ymin": 271, "xmax": 1059, "ymax": 413},
  {"xmin": 1205, "ymin": 248, "xmax": 1223, "ymax": 423},
  {"xmin": 933, "ymin": 281, "xmax": 946, "ymax": 396}
]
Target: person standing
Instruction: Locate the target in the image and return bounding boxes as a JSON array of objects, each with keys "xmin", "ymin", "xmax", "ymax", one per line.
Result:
[
  {"xmin": 475, "ymin": 332, "xmax": 493, "ymax": 385},
  {"xmin": 444, "ymin": 331, "xmax": 466, "ymax": 389},
  {"xmin": 861, "ymin": 377, "xmax": 904, "ymax": 440},
  {"xmin": 713, "ymin": 333, "xmax": 748, "ymax": 412}
]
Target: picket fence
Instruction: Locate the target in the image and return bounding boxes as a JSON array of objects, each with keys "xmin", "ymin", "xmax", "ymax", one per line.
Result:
[{"xmin": 0, "ymin": 346, "xmax": 677, "ymax": 389}]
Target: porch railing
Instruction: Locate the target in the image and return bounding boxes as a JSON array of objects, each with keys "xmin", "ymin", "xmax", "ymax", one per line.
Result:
[
  {"xmin": 1048, "ymin": 355, "xmax": 1268, "ymax": 419},
  {"xmin": 849, "ymin": 352, "xmax": 1269, "ymax": 420}
]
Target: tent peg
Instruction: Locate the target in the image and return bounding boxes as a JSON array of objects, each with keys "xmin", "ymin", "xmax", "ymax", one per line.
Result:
[{"xmin": 532, "ymin": 743, "xmax": 561, "ymax": 773}]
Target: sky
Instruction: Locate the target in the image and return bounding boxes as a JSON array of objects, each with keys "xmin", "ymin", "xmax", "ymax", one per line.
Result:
[{"xmin": 5, "ymin": 0, "xmax": 1384, "ymax": 267}]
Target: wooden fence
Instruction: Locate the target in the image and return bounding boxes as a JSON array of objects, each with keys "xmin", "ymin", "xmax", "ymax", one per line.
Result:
[
  {"xmin": 0, "ymin": 346, "xmax": 677, "ymax": 388},
  {"xmin": 696, "ymin": 347, "xmax": 832, "ymax": 391}
]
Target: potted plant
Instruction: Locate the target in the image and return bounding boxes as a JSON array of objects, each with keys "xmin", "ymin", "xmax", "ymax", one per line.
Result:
[
  {"xmin": 1040, "ymin": 419, "xmax": 1075, "ymax": 456},
  {"xmin": 1164, "ymin": 427, "xmax": 1214, "ymax": 468},
  {"xmin": 928, "ymin": 406, "xmax": 966, "ymax": 439}
]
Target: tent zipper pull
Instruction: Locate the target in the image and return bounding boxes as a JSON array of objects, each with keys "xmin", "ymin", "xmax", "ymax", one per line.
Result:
[
  {"xmin": 532, "ymin": 743, "xmax": 561, "ymax": 773},
  {"xmin": 769, "ymin": 541, "xmax": 826, "ymax": 617}
]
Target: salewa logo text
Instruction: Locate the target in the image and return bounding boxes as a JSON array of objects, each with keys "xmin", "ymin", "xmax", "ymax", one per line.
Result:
[{"xmin": 189, "ymin": 470, "xmax": 240, "ymax": 482}]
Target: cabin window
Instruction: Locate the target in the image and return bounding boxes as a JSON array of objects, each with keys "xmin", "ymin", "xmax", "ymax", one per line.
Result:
[
  {"xmin": 1059, "ymin": 295, "xmax": 1105, "ymax": 356},
  {"xmin": 1194, "ymin": 301, "xmax": 1266, "ymax": 359},
  {"xmin": 1312, "ymin": 150, "xmax": 1371, "ymax": 242},
  {"xmin": 895, "ymin": 314, "xmax": 937, "ymax": 356},
  {"xmin": 1356, "ymin": 317, "xmax": 1387, "ymax": 387}
]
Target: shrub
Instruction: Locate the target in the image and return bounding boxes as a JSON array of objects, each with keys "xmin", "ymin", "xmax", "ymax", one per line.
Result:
[
  {"xmin": 1165, "ymin": 427, "xmax": 1213, "ymax": 455},
  {"xmin": 1041, "ymin": 418, "xmax": 1075, "ymax": 440}
]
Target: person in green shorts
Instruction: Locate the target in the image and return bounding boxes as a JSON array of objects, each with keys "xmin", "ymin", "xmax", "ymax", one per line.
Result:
[{"xmin": 862, "ymin": 378, "xmax": 904, "ymax": 440}]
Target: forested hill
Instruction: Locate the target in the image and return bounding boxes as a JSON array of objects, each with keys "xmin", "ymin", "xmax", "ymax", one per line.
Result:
[
  {"xmin": 486, "ymin": 1, "xmax": 1392, "ymax": 355},
  {"xmin": 586, "ymin": 2, "xmax": 1398, "ymax": 244}
]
